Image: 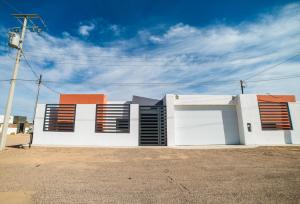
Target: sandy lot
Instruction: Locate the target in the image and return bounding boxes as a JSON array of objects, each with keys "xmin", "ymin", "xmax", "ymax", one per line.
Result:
[{"xmin": 0, "ymin": 135, "xmax": 299, "ymax": 204}]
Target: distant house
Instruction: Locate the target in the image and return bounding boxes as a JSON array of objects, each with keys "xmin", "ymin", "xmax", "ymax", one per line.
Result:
[{"xmin": 0, "ymin": 115, "xmax": 29, "ymax": 135}]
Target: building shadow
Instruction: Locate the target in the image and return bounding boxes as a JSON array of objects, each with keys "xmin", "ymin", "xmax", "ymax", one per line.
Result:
[
  {"xmin": 222, "ymin": 109, "xmax": 240, "ymax": 145},
  {"xmin": 5, "ymin": 134, "xmax": 30, "ymax": 149},
  {"xmin": 6, "ymin": 144, "xmax": 26, "ymax": 149}
]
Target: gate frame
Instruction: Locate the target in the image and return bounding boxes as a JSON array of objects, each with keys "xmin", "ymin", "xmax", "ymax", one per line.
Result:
[{"xmin": 139, "ymin": 105, "xmax": 167, "ymax": 146}]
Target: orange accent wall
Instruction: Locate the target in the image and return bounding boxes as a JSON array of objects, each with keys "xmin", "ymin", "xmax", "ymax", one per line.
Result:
[
  {"xmin": 257, "ymin": 95, "xmax": 296, "ymax": 103},
  {"xmin": 59, "ymin": 94, "xmax": 107, "ymax": 104}
]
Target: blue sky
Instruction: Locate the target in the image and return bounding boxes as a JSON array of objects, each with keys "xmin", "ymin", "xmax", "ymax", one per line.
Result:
[
  {"xmin": 0, "ymin": 0, "xmax": 295, "ymax": 38},
  {"xmin": 0, "ymin": 0, "xmax": 300, "ymax": 120}
]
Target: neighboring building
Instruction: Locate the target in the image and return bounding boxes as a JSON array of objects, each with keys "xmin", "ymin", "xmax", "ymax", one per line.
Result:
[
  {"xmin": 0, "ymin": 115, "xmax": 14, "ymax": 124},
  {"xmin": 0, "ymin": 115, "xmax": 28, "ymax": 135},
  {"xmin": 32, "ymin": 93, "xmax": 300, "ymax": 147}
]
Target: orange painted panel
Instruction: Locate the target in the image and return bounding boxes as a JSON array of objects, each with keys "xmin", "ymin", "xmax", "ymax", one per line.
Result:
[
  {"xmin": 257, "ymin": 95, "xmax": 296, "ymax": 103},
  {"xmin": 59, "ymin": 94, "xmax": 107, "ymax": 104}
]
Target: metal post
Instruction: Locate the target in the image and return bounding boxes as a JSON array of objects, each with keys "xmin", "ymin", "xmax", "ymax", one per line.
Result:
[
  {"xmin": 240, "ymin": 80, "xmax": 245, "ymax": 94},
  {"xmin": 0, "ymin": 17, "xmax": 28, "ymax": 151},
  {"xmin": 29, "ymin": 74, "xmax": 42, "ymax": 147},
  {"xmin": 33, "ymin": 74, "xmax": 42, "ymax": 123}
]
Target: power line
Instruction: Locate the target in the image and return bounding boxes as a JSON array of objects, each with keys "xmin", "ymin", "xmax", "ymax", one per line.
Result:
[
  {"xmin": 0, "ymin": 78, "xmax": 37, "ymax": 82},
  {"xmin": 22, "ymin": 42, "xmax": 288, "ymax": 61},
  {"xmin": 247, "ymin": 74, "xmax": 300, "ymax": 83},
  {"xmin": 8, "ymin": 50, "xmax": 61, "ymax": 94},
  {"xmin": 42, "ymin": 79, "xmax": 239, "ymax": 86},
  {"xmin": 10, "ymin": 51, "xmax": 300, "ymax": 90},
  {"xmin": 2, "ymin": 52, "xmax": 300, "ymax": 94},
  {"xmin": 1, "ymin": 0, "xmax": 22, "ymax": 13},
  {"xmin": 18, "ymin": 53, "xmax": 269, "ymax": 64},
  {"xmin": 245, "ymin": 53, "xmax": 300, "ymax": 80},
  {"xmin": 1, "ymin": 0, "xmax": 39, "ymax": 31},
  {"xmin": 20, "ymin": 49, "xmax": 40, "ymax": 78},
  {"xmin": 51, "ymin": 73, "xmax": 300, "ymax": 86},
  {"xmin": 41, "ymin": 83, "xmax": 61, "ymax": 95},
  {"xmin": 19, "ymin": 50, "xmax": 300, "ymax": 72},
  {"xmin": 1, "ymin": 73, "xmax": 299, "ymax": 87}
]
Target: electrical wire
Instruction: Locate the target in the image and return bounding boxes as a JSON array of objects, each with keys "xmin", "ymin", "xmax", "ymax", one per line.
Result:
[
  {"xmin": 0, "ymin": 78, "xmax": 37, "ymax": 82},
  {"xmin": 1, "ymin": 0, "xmax": 22, "ymax": 13},
  {"xmin": 1, "ymin": 0, "xmax": 37, "ymax": 30},
  {"xmin": 22, "ymin": 42, "xmax": 286, "ymax": 61},
  {"xmin": 244, "ymin": 53, "xmax": 300, "ymax": 80},
  {"xmin": 41, "ymin": 83, "xmax": 61, "ymax": 95},
  {"xmin": 43, "ymin": 73, "xmax": 300, "ymax": 86},
  {"xmin": 20, "ymin": 50, "xmax": 300, "ymax": 74},
  {"xmin": 42, "ymin": 78, "xmax": 240, "ymax": 86},
  {"xmin": 1, "ymin": 73, "xmax": 300, "ymax": 87},
  {"xmin": 0, "ymin": 74, "xmax": 297, "ymax": 87},
  {"xmin": 20, "ymin": 49, "xmax": 40, "ymax": 78},
  {"xmin": 3, "ymin": 49, "xmax": 300, "ymax": 93},
  {"xmin": 247, "ymin": 74, "xmax": 300, "ymax": 83}
]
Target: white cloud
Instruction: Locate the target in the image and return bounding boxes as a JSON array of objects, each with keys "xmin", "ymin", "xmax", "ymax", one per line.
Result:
[
  {"xmin": 78, "ymin": 23, "xmax": 95, "ymax": 36},
  {"xmin": 110, "ymin": 24, "xmax": 121, "ymax": 36},
  {"xmin": 0, "ymin": 3, "xmax": 300, "ymax": 120}
]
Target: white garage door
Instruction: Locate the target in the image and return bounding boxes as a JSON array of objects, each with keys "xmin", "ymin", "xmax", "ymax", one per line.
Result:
[{"xmin": 175, "ymin": 105, "xmax": 240, "ymax": 145}]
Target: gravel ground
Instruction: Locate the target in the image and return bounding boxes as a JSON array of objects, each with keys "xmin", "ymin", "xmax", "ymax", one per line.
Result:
[{"xmin": 0, "ymin": 135, "xmax": 299, "ymax": 204}]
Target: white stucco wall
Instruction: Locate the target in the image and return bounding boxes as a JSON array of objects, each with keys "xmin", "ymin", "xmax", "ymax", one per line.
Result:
[
  {"xmin": 33, "ymin": 104, "xmax": 139, "ymax": 147},
  {"xmin": 165, "ymin": 94, "xmax": 239, "ymax": 146},
  {"xmin": 164, "ymin": 94, "xmax": 176, "ymax": 146},
  {"xmin": 173, "ymin": 94, "xmax": 236, "ymax": 105},
  {"xmin": 236, "ymin": 94, "xmax": 300, "ymax": 145},
  {"xmin": 32, "ymin": 94, "xmax": 300, "ymax": 147}
]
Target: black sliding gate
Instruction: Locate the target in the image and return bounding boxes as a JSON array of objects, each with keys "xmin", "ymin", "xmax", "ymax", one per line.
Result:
[{"xmin": 139, "ymin": 106, "xmax": 167, "ymax": 146}]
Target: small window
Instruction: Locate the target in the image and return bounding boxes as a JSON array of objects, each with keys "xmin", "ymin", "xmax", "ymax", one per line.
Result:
[{"xmin": 258, "ymin": 102, "xmax": 292, "ymax": 130}]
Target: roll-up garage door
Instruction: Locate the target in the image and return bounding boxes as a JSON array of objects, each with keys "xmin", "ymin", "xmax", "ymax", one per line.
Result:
[{"xmin": 175, "ymin": 105, "xmax": 240, "ymax": 145}]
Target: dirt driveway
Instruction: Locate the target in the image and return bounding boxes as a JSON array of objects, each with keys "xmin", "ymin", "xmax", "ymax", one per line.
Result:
[{"xmin": 0, "ymin": 135, "xmax": 299, "ymax": 203}]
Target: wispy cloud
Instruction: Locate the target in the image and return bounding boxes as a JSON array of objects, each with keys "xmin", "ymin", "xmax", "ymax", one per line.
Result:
[
  {"xmin": 109, "ymin": 24, "xmax": 121, "ymax": 36},
  {"xmin": 0, "ymin": 3, "xmax": 300, "ymax": 120},
  {"xmin": 78, "ymin": 23, "xmax": 95, "ymax": 36}
]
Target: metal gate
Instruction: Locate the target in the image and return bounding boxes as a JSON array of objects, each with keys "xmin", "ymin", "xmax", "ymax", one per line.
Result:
[{"xmin": 139, "ymin": 106, "xmax": 167, "ymax": 146}]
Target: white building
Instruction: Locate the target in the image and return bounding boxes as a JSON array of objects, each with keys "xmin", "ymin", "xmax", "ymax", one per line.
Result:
[
  {"xmin": 0, "ymin": 115, "xmax": 28, "ymax": 135},
  {"xmin": 0, "ymin": 115, "xmax": 17, "ymax": 135},
  {"xmin": 165, "ymin": 94, "xmax": 300, "ymax": 145},
  {"xmin": 32, "ymin": 93, "xmax": 300, "ymax": 147},
  {"xmin": 0, "ymin": 115, "xmax": 14, "ymax": 124}
]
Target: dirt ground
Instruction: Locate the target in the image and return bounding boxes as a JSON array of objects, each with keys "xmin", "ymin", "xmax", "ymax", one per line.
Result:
[{"xmin": 0, "ymin": 135, "xmax": 299, "ymax": 204}]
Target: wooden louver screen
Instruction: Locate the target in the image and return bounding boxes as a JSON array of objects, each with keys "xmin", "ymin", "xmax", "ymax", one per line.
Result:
[
  {"xmin": 258, "ymin": 102, "xmax": 292, "ymax": 130},
  {"xmin": 43, "ymin": 104, "xmax": 76, "ymax": 132},
  {"xmin": 95, "ymin": 104, "xmax": 130, "ymax": 133}
]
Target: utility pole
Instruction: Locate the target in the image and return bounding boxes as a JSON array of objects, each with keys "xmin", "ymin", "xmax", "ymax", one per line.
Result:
[
  {"xmin": 29, "ymin": 74, "xmax": 42, "ymax": 147},
  {"xmin": 240, "ymin": 80, "xmax": 245, "ymax": 94},
  {"xmin": 0, "ymin": 14, "xmax": 42, "ymax": 151},
  {"xmin": 0, "ymin": 16, "xmax": 28, "ymax": 151},
  {"xmin": 33, "ymin": 74, "xmax": 42, "ymax": 123}
]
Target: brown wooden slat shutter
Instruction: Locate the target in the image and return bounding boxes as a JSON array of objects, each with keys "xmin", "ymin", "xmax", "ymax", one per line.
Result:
[{"xmin": 258, "ymin": 102, "xmax": 293, "ymax": 130}]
